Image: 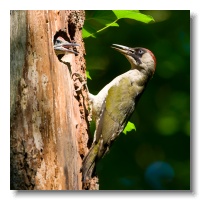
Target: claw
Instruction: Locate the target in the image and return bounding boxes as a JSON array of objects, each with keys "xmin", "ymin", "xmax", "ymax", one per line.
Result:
[{"xmin": 71, "ymin": 72, "xmax": 88, "ymax": 92}]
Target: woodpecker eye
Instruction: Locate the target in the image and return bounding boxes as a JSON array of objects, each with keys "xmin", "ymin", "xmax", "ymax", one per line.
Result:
[
  {"xmin": 55, "ymin": 39, "xmax": 62, "ymax": 44},
  {"xmin": 138, "ymin": 49, "xmax": 144, "ymax": 55}
]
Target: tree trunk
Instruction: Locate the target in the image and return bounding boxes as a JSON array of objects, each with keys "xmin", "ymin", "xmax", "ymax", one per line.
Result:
[{"xmin": 10, "ymin": 10, "xmax": 89, "ymax": 190}]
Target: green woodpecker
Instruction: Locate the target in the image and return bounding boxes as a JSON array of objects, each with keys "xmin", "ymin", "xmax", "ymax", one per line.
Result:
[
  {"xmin": 82, "ymin": 44, "xmax": 156, "ymax": 182},
  {"xmin": 53, "ymin": 36, "xmax": 79, "ymax": 55}
]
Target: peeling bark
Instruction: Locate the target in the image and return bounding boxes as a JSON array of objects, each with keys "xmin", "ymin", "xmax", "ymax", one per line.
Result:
[{"xmin": 10, "ymin": 10, "xmax": 89, "ymax": 190}]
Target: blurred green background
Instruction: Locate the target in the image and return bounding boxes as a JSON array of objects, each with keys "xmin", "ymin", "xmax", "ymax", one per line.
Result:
[{"xmin": 84, "ymin": 10, "xmax": 190, "ymax": 190}]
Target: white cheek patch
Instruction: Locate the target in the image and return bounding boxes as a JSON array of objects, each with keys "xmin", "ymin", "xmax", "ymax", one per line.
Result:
[
  {"xmin": 142, "ymin": 53, "xmax": 153, "ymax": 64},
  {"xmin": 141, "ymin": 53, "xmax": 155, "ymax": 69}
]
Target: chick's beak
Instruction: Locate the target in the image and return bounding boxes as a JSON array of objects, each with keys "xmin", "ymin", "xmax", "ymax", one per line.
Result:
[{"xmin": 54, "ymin": 42, "xmax": 79, "ymax": 55}]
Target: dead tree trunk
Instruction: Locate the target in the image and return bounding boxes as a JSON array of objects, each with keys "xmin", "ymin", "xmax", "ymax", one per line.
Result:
[{"xmin": 10, "ymin": 10, "xmax": 89, "ymax": 190}]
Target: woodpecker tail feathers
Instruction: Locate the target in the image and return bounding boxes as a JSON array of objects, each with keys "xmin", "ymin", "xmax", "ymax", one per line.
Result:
[{"xmin": 81, "ymin": 141, "xmax": 100, "ymax": 182}]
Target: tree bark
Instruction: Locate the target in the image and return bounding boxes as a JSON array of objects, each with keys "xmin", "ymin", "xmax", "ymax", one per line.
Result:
[{"xmin": 10, "ymin": 10, "xmax": 89, "ymax": 190}]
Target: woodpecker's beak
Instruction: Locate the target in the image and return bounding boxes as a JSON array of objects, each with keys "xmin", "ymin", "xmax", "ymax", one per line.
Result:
[
  {"xmin": 112, "ymin": 44, "xmax": 137, "ymax": 58},
  {"xmin": 111, "ymin": 44, "xmax": 143, "ymax": 67},
  {"xmin": 111, "ymin": 44, "xmax": 130, "ymax": 54},
  {"xmin": 54, "ymin": 42, "xmax": 79, "ymax": 55}
]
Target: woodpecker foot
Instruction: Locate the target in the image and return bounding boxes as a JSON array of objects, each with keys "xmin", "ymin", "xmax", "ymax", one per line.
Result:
[
  {"xmin": 71, "ymin": 72, "xmax": 85, "ymax": 82},
  {"xmin": 74, "ymin": 81, "xmax": 87, "ymax": 92},
  {"xmin": 71, "ymin": 72, "xmax": 88, "ymax": 92}
]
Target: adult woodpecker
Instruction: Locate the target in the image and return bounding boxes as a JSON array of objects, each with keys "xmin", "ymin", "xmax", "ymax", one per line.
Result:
[
  {"xmin": 82, "ymin": 44, "xmax": 156, "ymax": 182},
  {"xmin": 53, "ymin": 36, "xmax": 79, "ymax": 55}
]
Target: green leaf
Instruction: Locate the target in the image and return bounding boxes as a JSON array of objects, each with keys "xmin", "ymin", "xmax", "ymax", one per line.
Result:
[
  {"xmin": 123, "ymin": 121, "xmax": 136, "ymax": 135},
  {"xmin": 113, "ymin": 10, "xmax": 155, "ymax": 23},
  {"xmin": 86, "ymin": 71, "xmax": 92, "ymax": 80},
  {"xmin": 83, "ymin": 11, "xmax": 117, "ymax": 38},
  {"xmin": 83, "ymin": 10, "xmax": 155, "ymax": 39}
]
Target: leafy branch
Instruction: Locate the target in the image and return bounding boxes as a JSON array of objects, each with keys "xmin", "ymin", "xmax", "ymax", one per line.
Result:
[{"xmin": 83, "ymin": 10, "xmax": 154, "ymax": 38}]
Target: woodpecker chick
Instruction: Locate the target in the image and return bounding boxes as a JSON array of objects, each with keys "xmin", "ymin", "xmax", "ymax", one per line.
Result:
[
  {"xmin": 82, "ymin": 44, "xmax": 156, "ymax": 182},
  {"xmin": 54, "ymin": 36, "xmax": 79, "ymax": 55}
]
